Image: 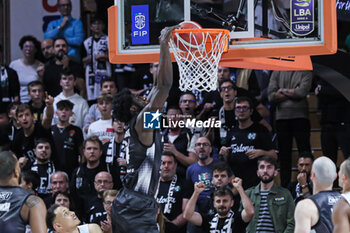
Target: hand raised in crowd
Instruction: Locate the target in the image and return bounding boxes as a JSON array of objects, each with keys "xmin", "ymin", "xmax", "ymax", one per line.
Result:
[
  {"xmin": 61, "ymin": 54, "xmax": 69, "ymax": 68},
  {"xmin": 231, "ymin": 177, "xmax": 243, "ymax": 195},
  {"xmin": 194, "ymin": 182, "xmax": 206, "ymax": 194},
  {"xmin": 45, "ymin": 92, "xmax": 54, "ymax": 106},
  {"xmin": 60, "ymin": 16, "xmax": 69, "ymax": 29},
  {"xmin": 219, "ymin": 146, "xmax": 231, "ymax": 160},
  {"xmin": 202, "ymin": 103, "xmax": 214, "ymax": 112},
  {"xmin": 117, "ymin": 158, "xmax": 127, "ymax": 167},
  {"xmin": 297, "ymin": 172, "xmax": 308, "ymax": 186},
  {"xmin": 36, "ymin": 63, "xmax": 45, "ymax": 79},
  {"xmin": 100, "ymin": 219, "xmax": 112, "ymax": 233},
  {"xmin": 18, "ymin": 157, "xmax": 28, "ymax": 168},
  {"xmin": 163, "ymin": 142, "xmax": 178, "ymax": 154},
  {"xmin": 246, "ymin": 149, "xmax": 264, "ymax": 160}
]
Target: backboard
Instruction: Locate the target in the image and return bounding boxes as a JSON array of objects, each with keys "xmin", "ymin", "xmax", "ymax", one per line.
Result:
[{"xmin": 109, "ymin": 0, "xmax": 337, "ymax": 69}]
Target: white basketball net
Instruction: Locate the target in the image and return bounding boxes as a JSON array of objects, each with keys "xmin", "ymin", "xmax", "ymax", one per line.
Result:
[{"xmin": 170, "ymin": 30, "xmax": 229, "ymax": 92}]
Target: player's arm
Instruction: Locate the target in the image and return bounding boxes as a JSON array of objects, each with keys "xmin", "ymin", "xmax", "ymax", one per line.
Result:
[
  {"xmin": 332, "ymin": 198, "xmax": 350, "ymax": 233},
  {"xmin": 294, "ymin": 199, "xmax": 317, "ymax": 233},
  {"xmin": 21, "ymin": 195, "xmax": 47, "ymax": 233},
  {"xmin": 183, "ymin": 182, "xmax": 205, "ymax": 226},
  {"xmin": 135, "ymin": 26, "xmax": 178, "ymax": 145},
  {"xmin": 88, "ymin": 223, "xmax": 103, "ymax": 233}
]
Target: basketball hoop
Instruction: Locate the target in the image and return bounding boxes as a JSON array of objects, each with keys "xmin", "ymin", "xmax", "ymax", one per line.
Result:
[{"xmin": 170, "ymin": 28, "xmax": 230, "ymax": 92}]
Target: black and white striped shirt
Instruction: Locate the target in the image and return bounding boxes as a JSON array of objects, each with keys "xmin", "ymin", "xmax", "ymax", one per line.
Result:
[{"xmin": 256, "ymin": 190, "xmax": 275, "ymax": 232}]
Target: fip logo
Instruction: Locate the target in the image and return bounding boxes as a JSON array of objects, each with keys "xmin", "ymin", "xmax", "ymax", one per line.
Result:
[
  {"xmin": 135, "ymin": 13, "xmax": 146, "ymax": 30},
  {"xmin": 131, "ymin": 5, "xmax": 149, "ymax": 45},
  {"xmin": 143, "ymin": 110, "xmax": 162, "ymax": 129}
]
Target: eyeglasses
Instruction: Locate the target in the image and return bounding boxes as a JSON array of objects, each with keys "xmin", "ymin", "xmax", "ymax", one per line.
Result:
[
  {"xmin": 23, "ymin": 45, "xmax": 35, "ymax": 50},
  {"xmin": 103, "ymin": 201, "xmax": 113, "ymax": 206},
  {"xmin": 94, "ymin": 180, "xmax": 112, "ymax": 185},
  {"xmin": 58, "ymin": 3, "xmax": 72, "ymax": 8},
  {"xmin": 195, "ymin": 142, "xmax": 211, "ymax": 147},
  {"xmin": 180, "ymin": 99, "xmax": 195, "ymax": 103},
  {"xmin": 235, "ymin": 106, "xmax": 250, "ymax": 112},
  {"xmin": 220, "ymin": 86, "xmax": 234, "ymax": 92}
]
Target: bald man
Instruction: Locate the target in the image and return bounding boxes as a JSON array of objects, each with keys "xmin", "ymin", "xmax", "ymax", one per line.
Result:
[
  {"xmin": 87, "ymin": 172, "xmax": 113, "ymax": 225},
  {"xmin": 0, "ymin": 151, "xmax": 47, "ymax": 233},
  {"xmin": 41, "ymin": 39, "xmax": 54, "ymax": 61},
  {"xmin": 332, "ymin": 158, "xmax": 350, "ymax": 233},
  {"xmin": 294, "ymin": 156, "xmax": 341, "ymax": 233}
]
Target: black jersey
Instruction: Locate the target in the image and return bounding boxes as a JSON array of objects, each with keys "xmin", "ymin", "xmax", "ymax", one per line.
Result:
[
  {"xmin": 309, "ymin": 190, "xmax": 341, "ymax": 233},
  {"xmin": 0, "ymin": 186, "xmax": 31, "ymax": 233},
  {"xmin": 123, "ymin": 117, "xmax": 163, "ymax": 196}
]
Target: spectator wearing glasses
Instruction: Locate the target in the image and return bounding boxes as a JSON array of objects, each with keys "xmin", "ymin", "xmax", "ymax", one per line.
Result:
[
  {"xmin": 186, "ymin": 137, "xmax": 219, "ymax": 233},
  {"xmin": 44, "ymin": 0, "xmax": 84, "ymax": 62},
  {"xmin": 10, "ymin": 35, "xmax": 43, "ymax": 103},
  {"xmin": 101, "ymin": 190, "xmax": 118, "ymax": 233},
  {"xmin": 214, "ymin": 79, "xmax": 271, "ymax": 150},
  {"xmin": 220, "ymin": 96, "xmax": 276, "ymax": 189}
]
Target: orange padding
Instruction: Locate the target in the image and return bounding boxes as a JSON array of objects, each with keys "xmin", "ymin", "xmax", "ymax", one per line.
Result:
[{"xmin": 219, "ymin": 56, "xmax": 313, "ymax": 71}]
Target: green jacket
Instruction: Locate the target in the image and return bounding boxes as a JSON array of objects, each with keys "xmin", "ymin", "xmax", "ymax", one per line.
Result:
[{"xmin": 244, "ymin": 183, "xmax": 295, "ymax": 233}]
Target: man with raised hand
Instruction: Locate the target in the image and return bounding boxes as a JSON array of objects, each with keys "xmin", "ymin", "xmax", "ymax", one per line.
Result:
[
  {"xmin": 332, "ymin": 158, "xmax": 350, "ymax": 233},
  {"xmin": 294, "ymin": 156, "xmax": 341, "ymax": 233},
  {"xmin": 111, "ymin": 25, "xmax": 178, "ymax": 233},
  {"xmin": 183, "ymin": 180, "xmax": 254, "ymax": 233},
  {"xmin": 0, "ymin": 151, "xmax": 47, "ymax": 233}
]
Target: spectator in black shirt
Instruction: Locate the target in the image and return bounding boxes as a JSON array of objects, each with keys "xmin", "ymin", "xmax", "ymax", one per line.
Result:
[
  {"xmin": 51, "ymin": 100, "xmax": 83, "ymax": 177},
  {"xmin": 86, "ymin": 172, "xmax": 113, "ymax": 226},
  {"xmin": 12, "ymin": 96, "xmax": 54, "ymax": 170},
  {"xmin": 27, "ymin": 80, "xmax": 45, "ymax": 123},
  {"xmin": 287, "ymin": 152, "xmax": 314, "ymax": 204},
  {"xmin": 70, "ymin": 136, "xmax": 115, "ymax": 221},
  {"xmin": 42, "ymin": 37, "xmax": 85, "ymax": 97},
  {"xmin": 183, "ymin": 182, "xmax": 254, "ymax": 233},
  {"xmin": 31, "ymin": 138, "xmax": 56, "ymax": 207}
]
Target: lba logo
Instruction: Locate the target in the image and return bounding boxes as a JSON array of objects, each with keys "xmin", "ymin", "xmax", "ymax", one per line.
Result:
[{"xmin": 143, "ymin": 110, "xmax": 162, "ymax": 129}]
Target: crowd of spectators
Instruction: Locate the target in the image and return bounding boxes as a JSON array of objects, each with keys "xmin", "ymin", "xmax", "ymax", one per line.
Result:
[{"xmin": 1, "ymin": 0, "xmax": 350, "ymax": 233}]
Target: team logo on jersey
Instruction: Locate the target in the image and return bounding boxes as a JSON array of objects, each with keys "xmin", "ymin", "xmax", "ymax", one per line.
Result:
[
  {"xmin": 328, "ymin": 195, "xmax": 340, "ymax": 205},
  {"xmin": 0, "ymin": 192, "xmax": 12, "ymax": 201},
  {"xmin": 143, "ymin": 110, "xmax": 162, "ymax": 129},
  {"xmin": 247, "ymin": 133, "xmax": 256, "ymax": 140},
  {"xmin": 175, "ymin": 186, "xmax": 181, "ymax": 192}
]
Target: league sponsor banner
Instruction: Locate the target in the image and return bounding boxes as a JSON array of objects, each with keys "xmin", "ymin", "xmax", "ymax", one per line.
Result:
[
  {"xmin": 9, "ymin": 0, "xmax": 81, "ymax": 60},
  {"xmin": 336, "ymin": 0, "xmax": 350, "ymax": 22},
  {"xmin": 290, "ymin": 0, "xmax": 314, "ymax": 36},
  {"xmin": 131, "ymin": 5, "xmax": 150, "ymax": 45}
]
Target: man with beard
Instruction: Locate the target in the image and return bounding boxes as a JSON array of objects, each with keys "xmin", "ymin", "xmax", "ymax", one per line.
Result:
[
  {"xmin": 333, "ymin": 158, "xmax": 350, "ymax": 233},
  {"xmin": 42, "ymin": 37, "xmax": 84, "ymax": 97},
  {"xmin": 156, "ymin": 153, "xmax": 191, "ymax": 233},
  {"xmin": 186, "ymin": 137, "xmax": 219, "ymax": 233},
  {"xmin": 31, "ymin": 138, "xmax": 56, "ymax": 207},
  {"xmin": 183, "ymin": 181, "xmax": 254, "ymax": 233},
  {"xmin": 294, "ymin": 157, "xmax": 341, "ymax": 233},
  {"xmin": 220, "ymin": 96, "xmax": 276, "ymax": 189},
  {"xmin": 287, "ymin": 152, "xmax": 314, "ymax": 203},
  {"xmin": 245, "ymin": 156, "xmax": 295, "ymax": 233},
  {"xmin": 110, "ymin": 25, "xmax": 177, "ymax": 233}
]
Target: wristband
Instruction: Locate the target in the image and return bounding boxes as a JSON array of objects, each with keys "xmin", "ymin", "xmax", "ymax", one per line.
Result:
[{"xmin": 300, "ymin": 184, "xmax": 308, "ymax": 189}]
